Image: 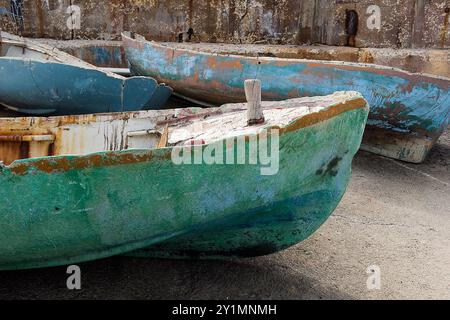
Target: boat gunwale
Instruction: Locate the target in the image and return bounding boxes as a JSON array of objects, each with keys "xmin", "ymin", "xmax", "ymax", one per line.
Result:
[
  {"xmin": 122, "ymin": 32, "xmax": 450, "ymax": 87},
  {"xmin": 0, "ymin": 95, "xmax": 368, "ymax": 175},
  {"xmin": 0, "ymin": 55, "xmax": 139, "ymax": 82},
  {"xmin": 1, "ymin": 32, "xmax": 128, "ymax": 80}
]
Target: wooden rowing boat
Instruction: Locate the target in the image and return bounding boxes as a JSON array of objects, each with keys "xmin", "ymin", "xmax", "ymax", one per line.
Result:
[
  {"xmin": 0, "ymin": 91, "xmax": 368, "ymax": 269},
  {"xmin": 122, "ymin": 32, "xmax": 450, "ymax": 163},
  {"xmin": 39, "ymin": 38, "xmax": 450, "ymax": 77},
  {"xmin": 0, "ymin": 32, "xmax": 172, "ymax": 115}
]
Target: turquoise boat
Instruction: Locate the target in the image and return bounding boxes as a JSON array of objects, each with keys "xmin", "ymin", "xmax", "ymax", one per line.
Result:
[
  {"xmin": 0, "ymin": 91, "xmax": 368, "ymax": 269},
  {"xmin": 0, "ymin": 32, "xmax": 172, "ymax": 115},
  {"xmin": 122, "ymin": 32, "xmax": 450, "ymax": 163}
]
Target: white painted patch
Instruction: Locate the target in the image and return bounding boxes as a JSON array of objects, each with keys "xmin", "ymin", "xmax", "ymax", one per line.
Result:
[
  {"xmin": 366, "ymin": 5, "xmax": 381, "ymax": 31},
  {"xmin": 366, "ymin": 265, "xmax": 381, "ymax": 290},
  {"xmin": 66, "ymin": 5, "xmax": 81, "ymax": 30}
]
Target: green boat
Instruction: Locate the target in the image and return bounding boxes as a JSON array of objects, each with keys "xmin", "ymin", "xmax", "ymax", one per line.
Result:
[{"xmin": 0, "ymin": 91, "xmax": 368, "ymax": 270}]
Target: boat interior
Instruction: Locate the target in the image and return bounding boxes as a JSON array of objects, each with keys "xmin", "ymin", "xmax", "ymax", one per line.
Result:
[
  {"xmin": 1, "ymin": 33, "xmax": 65, "ymax": 63},
  {"xmin": 0, "ymin": 41, "xmax": 54, "ymax": 62},
  {"xmin": 0, "ymin": 32, "xmax": 106, "ymax": 69},
  {"xmin": 0, "ymin": 92, "xmax": 361, "ymax": 166}
]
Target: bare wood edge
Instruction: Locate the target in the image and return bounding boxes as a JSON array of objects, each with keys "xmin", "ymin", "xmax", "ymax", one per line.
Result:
[
  {"xmin": 279, "ymin": 97, "xmax": 368, "ymax": 135},
  {"xmin": 157, "ymin": 124, "xmax": 169, "ymax": 148}
]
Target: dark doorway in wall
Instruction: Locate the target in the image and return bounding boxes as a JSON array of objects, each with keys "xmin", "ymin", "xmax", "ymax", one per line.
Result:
[{"xmin": 345, "ymin": 10, "xmax": 358, "ymax": 47}]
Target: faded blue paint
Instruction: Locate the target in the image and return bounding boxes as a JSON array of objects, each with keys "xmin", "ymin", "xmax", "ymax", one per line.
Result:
[
  {"xmin": 0, "ymin": 58, "xmax": 172, "ymax": 115},
  {"xmin": 145, "ymin": 85, "xmax": 176, "ymax": 110},
  {"xmin": 89, "ymin": 47, "xmax": 121, "ymax": 67},
  {"xmin": 0, "ymin": 32, "xmax": 173, "ymax": 115},
  {"xmin": 123, "ymin": 35, "xmax": 450, "ymax": 143},
  {"xmin": 75, "ymin": 46, "xmax": 127, "ymax": 68}
]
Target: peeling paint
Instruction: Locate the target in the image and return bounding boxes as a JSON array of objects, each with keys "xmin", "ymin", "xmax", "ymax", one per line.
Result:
[
  {"xmin": 123, "ymin": 33, "xmax": 450, "ymax": 163},
  {"xmin": 0, "ymin": 32, "xmax": 172, "ymax": 115},
  {"xmin": 0, "ymin": 93, "xmax": 369, "ymax": 269}
]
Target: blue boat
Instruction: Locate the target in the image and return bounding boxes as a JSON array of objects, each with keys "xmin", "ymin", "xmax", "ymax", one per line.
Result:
[
  {"xmin": 0, "ymin": 32, "xmax": 172, "ymax": 115},
  {"xmin": 122, "ymin": 32, "xmax": 450, "ymax": 163}
]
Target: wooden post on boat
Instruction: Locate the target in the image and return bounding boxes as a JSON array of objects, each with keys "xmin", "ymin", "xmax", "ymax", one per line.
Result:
[{"xmin": 245, "ymin": 79, "xmax": 265, "ymax": 125}]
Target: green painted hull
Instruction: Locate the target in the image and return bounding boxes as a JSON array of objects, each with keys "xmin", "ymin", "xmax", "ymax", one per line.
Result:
[{"xmin": 0, "ymin": 102, "xmax": 368, "ymax": 270}]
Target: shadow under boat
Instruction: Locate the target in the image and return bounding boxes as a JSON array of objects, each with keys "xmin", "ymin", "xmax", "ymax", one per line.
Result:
[{"xmin": 0, "ymin": 32, "xmax": 172, "ymax": 116}]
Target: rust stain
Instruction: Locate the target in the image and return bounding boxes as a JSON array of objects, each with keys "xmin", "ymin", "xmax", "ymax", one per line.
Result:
[
  {"xmin": 0, "ymin": 135, "xmax": 29, "ymax": 142},
  {"xmin": 150, "ymin": 39, "xmax": 450, "ymax": 91},
  {"xmin": 286, "ymin": 89, "xmax": 301, "ymax": 98},
  {"xmin": 358, "ymin": 49, "xmax": 375, "ymax": 64},
  {"xmin": 6, "ymin": 98, "xmax": 368, "ymax": 176},
  {"xmin": 8, "ymin": 150, "xmax": 164, "ymax": 175},
  {"xmin": 205, "ymin": 56, "xmax": 243, "ymax": 71},
  {"xmin": 363, "ymin": 125, "xmax": 438, "ymax": 147},
  {"xmin": 0, "ymin": 142, "xmax": 29, "ymax": 166}
]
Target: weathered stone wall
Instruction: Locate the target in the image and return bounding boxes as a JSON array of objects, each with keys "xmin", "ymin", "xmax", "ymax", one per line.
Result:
[{"xmin": 0, "ymin": 0, "xmax": 449, "ymax": 48}]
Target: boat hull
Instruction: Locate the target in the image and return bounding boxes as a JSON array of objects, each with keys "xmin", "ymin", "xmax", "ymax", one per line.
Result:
[
  {"xmin": 0, "ymin": 58, "xmax": 172, "ymax": 115},
  {"xmin": 0, "ymin": 100, "xmax": 368, "ymax": 269},
  {"xmin": 0, "ymin": 32, "xmax": 172, "ymax": 115},
  {"xmin": 123, "ymin": 34, "xmax": 450, "ymax": 163}
]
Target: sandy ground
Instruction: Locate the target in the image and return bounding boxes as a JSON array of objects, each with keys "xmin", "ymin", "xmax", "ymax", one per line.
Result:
[{"xmin": 0, "ymin": 129, "xmax": 448, "ymax": 300}]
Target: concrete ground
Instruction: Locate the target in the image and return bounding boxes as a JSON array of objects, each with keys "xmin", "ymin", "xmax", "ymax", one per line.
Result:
[{"xmin": 0, "ymin": 129, "xmax": 448, "ymax": 300}]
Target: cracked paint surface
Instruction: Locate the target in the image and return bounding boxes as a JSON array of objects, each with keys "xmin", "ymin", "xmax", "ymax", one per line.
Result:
[{"xmin": 0, "ymin": 32, "xmax": 172, "ymax": 115}]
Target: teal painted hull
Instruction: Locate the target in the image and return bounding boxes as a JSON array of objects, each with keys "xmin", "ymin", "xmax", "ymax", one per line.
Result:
[
  {"xmin": 0, "ymin": 97, "xmax": 368, "ymax": 269},
  {"xmin": 130, "ymin": 191, "xmax": 342, "ymax": 259},
  {"xmin": 122, "ymin": 33, "xmax": 450, "ymax": 163}
]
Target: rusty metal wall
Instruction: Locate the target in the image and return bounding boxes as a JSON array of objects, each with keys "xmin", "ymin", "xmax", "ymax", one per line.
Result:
[{"xmin": 0, "ymin": 0, "xmax": 449, "ymax": 48}]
